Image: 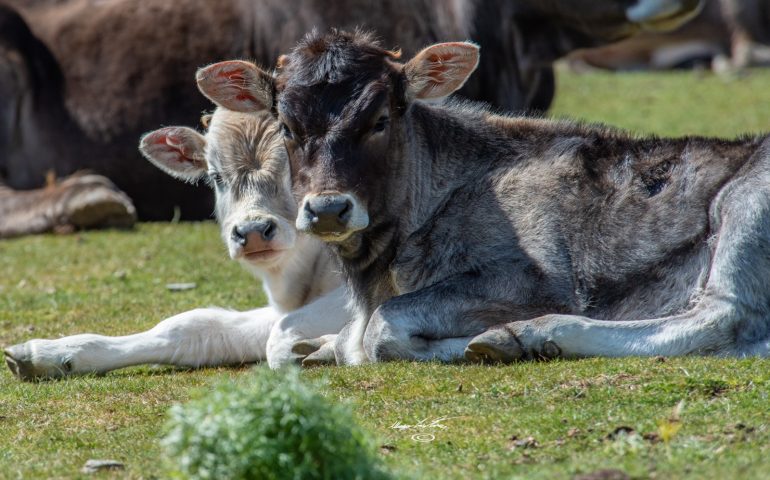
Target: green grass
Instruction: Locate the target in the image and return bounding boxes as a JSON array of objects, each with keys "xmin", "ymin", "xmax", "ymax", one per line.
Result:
[
  {"xmin": 551, "ymin": 67, "xmax": 770, "ymax": 138},
  {"xmin": 2, "ymin": 69, "xmax": 770, "ymax": 479}
]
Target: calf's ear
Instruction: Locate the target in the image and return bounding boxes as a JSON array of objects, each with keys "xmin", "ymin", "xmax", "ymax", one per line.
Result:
[
  {"xmin": 196, "ymin": 60, "xmax": 274, "ymax": 113},
  {"xmin": 139, "ymin": 127, "xmax": 207, "ymax": 183},
  {"xmin": 403, "ymin": 42, "xmax": 480, "ymax": 100}
]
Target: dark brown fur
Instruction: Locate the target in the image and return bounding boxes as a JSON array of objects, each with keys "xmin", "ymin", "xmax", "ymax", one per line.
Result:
[{"xmin": 1, "ymin": 0, "xmax": 697, "ymax": 222}]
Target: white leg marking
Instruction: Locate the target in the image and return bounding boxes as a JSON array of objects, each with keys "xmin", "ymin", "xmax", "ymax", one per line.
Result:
[
  {"xmin": 5, "ymin": 306, "xmax": 281, "ymax": 380},
  {"xmin": 265, "ymin": 286, "xmax": 351, "ymax": 368}
]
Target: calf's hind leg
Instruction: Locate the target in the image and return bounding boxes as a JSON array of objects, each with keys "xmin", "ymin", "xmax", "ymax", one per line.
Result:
[{"xmin": 466, "ymin": 151, "xmax": 770, "ymax": 360}]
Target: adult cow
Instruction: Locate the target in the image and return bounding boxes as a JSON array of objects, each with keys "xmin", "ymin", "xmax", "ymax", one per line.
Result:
[
  {"xmin": 202, "ymin": 30, "xmax": 770, "ymax": 363},
  {"xmin": 0, "ymin": 0, "xmax": 701, "ymax": 234}
]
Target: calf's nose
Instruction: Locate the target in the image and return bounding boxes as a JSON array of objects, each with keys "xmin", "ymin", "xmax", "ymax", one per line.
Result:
[
  {"xmin": 303, "ymin": 195, "xmax": 352, "ymax": 234},
  {"xmin": 231, "ymin": 220, "xmax": 276, "ymax": 249}
]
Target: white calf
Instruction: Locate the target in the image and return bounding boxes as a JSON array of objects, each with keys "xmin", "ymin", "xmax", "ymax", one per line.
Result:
[{"xmin": 4, "ymin": 109, "xmax": 347, "ymax": 380}]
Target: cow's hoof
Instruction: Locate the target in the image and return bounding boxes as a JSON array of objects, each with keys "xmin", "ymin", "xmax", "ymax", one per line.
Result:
[
  {"xmin": 301, "ymin": 342, "xmax": 336, "ymax": 367},
  {"xmin": 64, "ymin": 176, "xmax": 137, "ymax": 229},
  {"xmin": 290, "ymin": 338, "xmax": 324, "ymax": 356},
  {"xmin": 464, "ymin": 329, "xmax": 524, "ymax": 364},
  {"xmin": 541, "ymin": 340, "xmax": 562, "ymax": 360},
  {"xmin": 4, "ymin": 345, "xmax": 40, "ymax": 381}
]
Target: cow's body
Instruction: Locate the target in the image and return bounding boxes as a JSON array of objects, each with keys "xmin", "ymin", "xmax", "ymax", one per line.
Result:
[
  {"xmin": 229, "ymin": 30, "xmax": 770, "ymax": 363},
  {"xmin": 357, "ymin": 106, "xmax": 770, "ymax": 361},
  {"xmin": 0, "ymin": 0, "xmax": 701, "ymax": 225},
  {"xmin": 4, "ymin": 109, "xmax": 347, "ymax": 380},
  {"xmin": 569, "ymin": 0, "xmax": 770, "ymax": 71}
]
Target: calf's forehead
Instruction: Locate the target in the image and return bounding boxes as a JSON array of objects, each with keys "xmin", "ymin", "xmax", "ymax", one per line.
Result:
[
  {"xmin": 277, "ymin": 78, "xmax": 392, "ymax": 133},
  {"xmin": 275, "ymin": 29, "xmax": 401, "ymax": 131},
  {"xmin": 205, "ymin": 110, "xmax": 284, "ymax": 173}
]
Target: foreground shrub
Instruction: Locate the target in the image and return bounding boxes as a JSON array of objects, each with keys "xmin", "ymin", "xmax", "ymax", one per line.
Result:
[{"xmin": 162, "ymin": 367, "xmax": 389, "ymax": 480}]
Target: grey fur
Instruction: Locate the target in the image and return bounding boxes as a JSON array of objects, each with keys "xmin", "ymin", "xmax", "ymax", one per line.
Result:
[{"xmin": 272, "ymin": 31, "xmax": 770, "ymax": 363}]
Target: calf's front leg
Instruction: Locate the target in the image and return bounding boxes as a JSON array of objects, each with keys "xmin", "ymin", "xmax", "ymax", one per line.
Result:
[
  {"xmin": 265, "ymin": 286, "xmax": 350, "ymax": 368},
  {"xmin": 4, "ymin": 306, "xmax": 280, "ymax": 381},
  {"xmin": 361, "ymin": 273, "xmax": 553, "ymax": 363}
]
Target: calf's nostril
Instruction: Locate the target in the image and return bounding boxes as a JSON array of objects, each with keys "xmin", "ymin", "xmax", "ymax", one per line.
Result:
[
  {"xmin": 338, "ymin": 199, "xmax": 352, "ymax": 221},
  {"xmin": 231, "ymin": 226, "xmax": 247, "ymax": 246},
  {"xmin": 262, "ymin": 220, "xmax": 276, "ymax": 241},
  {"xmin": 304, "ymin": 200, "xmax": 317, "ymax": 218}
]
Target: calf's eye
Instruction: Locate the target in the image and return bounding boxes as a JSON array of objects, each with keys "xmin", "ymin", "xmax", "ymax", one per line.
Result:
[
  {"xmin": 372, "ymin": 115, "xmax": 389, "ymax": 133},
  {"xmin": 280, "ymin": 122, "xmax": 294, "ymax": 140}
]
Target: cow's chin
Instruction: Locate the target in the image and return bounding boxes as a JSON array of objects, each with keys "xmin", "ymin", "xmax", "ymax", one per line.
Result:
[
  {"xmin": 231, "ymin": 245, "xmax": 289, "ymax": 268},
  {"xmin": 310, "ymin": 229, "xmax": 361, "ymax": 244},
  {"xmin": 242, "ymin": 249, "xmax": 284, "ymax": 263},
  {"xmin": 298, "ymin": 220, "xmax": 369, "ymax": 244}
]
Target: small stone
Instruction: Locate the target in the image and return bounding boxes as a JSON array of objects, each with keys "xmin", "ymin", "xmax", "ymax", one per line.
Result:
[
  {"xmin": 380, "ymin": 444, "xmax": 397, "ymax": 455},
  {"xmin": 606, "ymin": 426, "xmax": 635, "ymax": 440},
  {"xmin": 574, "ymin": 469, "xmax": 630, "ymax": 480},
  {"xmin": 166, "ymin": 282, "xmax": 196, "ymax": 291},
  {"xmin": 509, "ymin": 435, "xmax": 539, "ymax": 449},
  {"xmin": 81, "ymin": 459, "xmax": 125, "ymax": 474}
]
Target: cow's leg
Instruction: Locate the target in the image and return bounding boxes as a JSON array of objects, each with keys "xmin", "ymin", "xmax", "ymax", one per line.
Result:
[
  {"xmin": 300, "ymin": 338, "xmax": 338, "ymax": 367},
  {"xmin": 359, "ymin": 272, "xmax": 550, "ymax": 363},
  {"xmin": 0, "ymin": 173, "xmax": 136, "ymax": 239},
  {"xmin": 4, "ymin": 306, "xmax": 281, "ymax": 381},
  {"xmin": 467, "ymin": 156, "xmax": 770, "ymax": 360},
  {"xmin": 626, "ymin": 0, "xmax": 702, "ymax": 26},
  {"xmin": 265, "ymin": 286, "xmax": 350, "ymax": 368}
]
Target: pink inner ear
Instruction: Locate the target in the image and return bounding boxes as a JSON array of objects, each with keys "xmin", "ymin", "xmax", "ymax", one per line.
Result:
[
  {"xmin": 146, "ymin": 130, "xmax": 171, "ymax": 145},
  {"xmin": 198, "ymin": 63, "xmax": 259, "ymax": 110},
  {"xmin": 426, "ymin": 54, "xmax": 450, "ymax": 82},
  {"xmin": 428, "ymin": 52, "xmax": 456, "ymax": 63},
  {"xmin": 408, "ymin": 43, "xmax": 479, "ymax": 99},
  {"xmin": 163, "ymin": 135, "xmax": 193, "ymax": 163},
  {"xmin": 236, "ymin": 92, "xmax": 258, "ymax": 103},
  {"xmin": 144, "ymin": 130, "xmax": 190, "ymax": 163},
  {"xmin": 214, "ymin": 67, "xmax": 248, "ymax": 86}
]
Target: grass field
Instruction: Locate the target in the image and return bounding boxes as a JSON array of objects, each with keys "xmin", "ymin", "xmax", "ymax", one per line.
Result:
[{"xmin": 2, "ymin": 69, "xmax": 770, "ymax": 479}]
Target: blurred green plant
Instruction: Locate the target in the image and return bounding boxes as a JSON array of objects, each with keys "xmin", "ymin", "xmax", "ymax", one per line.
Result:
[{"xmin": 162, "ymin": 367, "xmax": 390, "ymax": 480}]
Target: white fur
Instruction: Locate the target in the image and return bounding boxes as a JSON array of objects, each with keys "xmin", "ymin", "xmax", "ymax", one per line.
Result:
[{"xmin": 4, "ymin": 109, "xmax": 348, "ymax": 380}]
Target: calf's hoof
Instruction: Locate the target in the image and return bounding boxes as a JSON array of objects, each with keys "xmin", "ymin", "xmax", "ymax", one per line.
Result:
[
  {"xmin": 4, "ymin": 345, "xmax": 44, "ymax": 381},
  {"xmin": 290, "ymin": 338, "xmax": 325, "ymax": 357},
  {"xmin": 464, "ymin": 329, "xmax": 525, "ymax": 364},
  {"xmin": 301, "ymin": 342, "xmax": 336, "ymax": 367}
]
